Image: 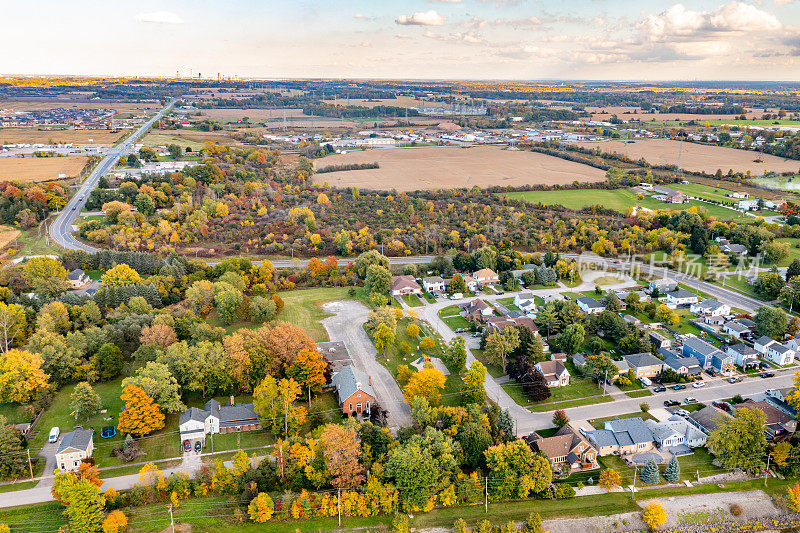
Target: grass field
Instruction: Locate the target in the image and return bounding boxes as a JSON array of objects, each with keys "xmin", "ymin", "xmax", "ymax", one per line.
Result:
[
  {"xmin": 5, "ymin": 226, "xmax": 61, "ymax": 256},
  {"xmin": 751, "ymin": 174, "xmax": 800, "ymax": 192},
  {"xmin": 0, "ymin": 226, "xmax": 20, "ymax": 250},
  {"xmin": 502, "ymin": 188, "xmax": 753, "ymax": 221},
  {"xmin": 0, "ymin": 128, "xmax": 125, "ymax": 147},
  {"xmin": 438, "ymin": 304, "xmax": 471, "ymax": 331},
  {"xmin": 276, "ymin": 287, "xmax": 365, "ymax": 342},
  {"xmin": 142, "ymin": 129, "xmax": 245, "ymax": 151},
  {"xmin": 313, "ymin": 146, "xmax": 606, "ymax": 191},
  {"xmin": 0, "ymin": 156, "xmax": 86, "ymax": 182}
]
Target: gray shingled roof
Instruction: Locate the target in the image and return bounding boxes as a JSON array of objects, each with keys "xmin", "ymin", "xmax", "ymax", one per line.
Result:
[
  {"xmin": 755, "ymin": 335, "xmax": 775, "ymax": 347},
  {"xmin": 577, "ymin": 296, "xmax": 603, "ymax": 309},
  {"xmin": 331, "ymin": 365, "xmax": 375, "ymax": 403},
  {"xmin": 623, "ymin": 352, "xmax": 664, "ymax": 369},
  {"xmin": 694, "ymin": 298, "xmax": 725, "ymax": 312},
  {"xmin": 724, "ymin": 321, "xmax": 749, "ymax": 334},
  {"xmin": 669, "ymin": 289, "xmax": 697, "ymax": 299},
  {"xmin": 68, "ymin": 268, "xmax": 85, "ymax": 281},
  {"xmin": 56, "ymin": 429, "xmax": 93, "ymax": 454},
  {"xmin": 606, "ymin": 417, "xmax": 655, "ymax": 445},
  {"xmin": 683, "ymin": 336, "xmax": 721, "ymax": 357},
  {"xmin": 663, "ymin": 352, "xmax": 700, "ymax": 371},
  {"xmin": 728, "ymin": 343, "xmax": 757, "ymax": 356},
  {"xmin": 179, "ymin": 407, "xmax": 208, "ymax": 426}
]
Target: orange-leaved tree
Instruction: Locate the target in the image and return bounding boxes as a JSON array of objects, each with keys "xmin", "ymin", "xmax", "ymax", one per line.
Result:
[{"xmin": 117, "ymin": 384, "xmax": 165, "ymax": 436}]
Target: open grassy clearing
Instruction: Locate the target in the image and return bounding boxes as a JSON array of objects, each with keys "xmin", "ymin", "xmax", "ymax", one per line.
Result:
[
  {"xmin": 400, "ymin": 293, "xmax": 423, "ymax": 307},
  {"xmin": 438, "ymin": 304, "xmax": 471, "ymax": 331},
  {"xmin": 0, "ymin": 128, "xmax": 125, "ymax": 147},
  {"xmin": 276, "ymin": 286, "xmax": 368, "ymax": 342},
  {"xmin": 0, "ymin": 156, "xmax": 87, "ymax": 182},
  {"xmin": 313, "ymin": 146, "xmax": 606, "ymax": 191}
]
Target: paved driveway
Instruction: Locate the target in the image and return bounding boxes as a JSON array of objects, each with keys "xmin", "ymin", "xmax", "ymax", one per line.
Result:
[
  {"xmin": 322, "ymin": 300, "xmax": 412, "ymax": 432},
  {"xmin": 36, "ymin": 442, "xmax": 57, "ymax": 488}
]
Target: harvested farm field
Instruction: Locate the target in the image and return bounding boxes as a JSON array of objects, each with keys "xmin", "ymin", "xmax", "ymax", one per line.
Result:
[
  {"xmin": 0, "ymin": 127, "xmax": 125, "ymax": 147},
  {"xmin": 576, "ymin": 139, "xmax": 799, "ymax": 175},
  {"xmin": 0, "ymin": 156, "xmax": 86, "ymax": 182},
  {"xmin": 313, "ymin": 146, "xmax": 606, "ymax": 190}
]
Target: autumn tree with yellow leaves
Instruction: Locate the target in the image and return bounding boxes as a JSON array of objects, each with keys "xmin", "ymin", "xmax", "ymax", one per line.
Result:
[{"xmin": 117, "ymin": 384, "xmax": 165, "ymax": 436}]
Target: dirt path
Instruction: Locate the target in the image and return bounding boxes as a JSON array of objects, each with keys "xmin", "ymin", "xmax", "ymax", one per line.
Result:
[{"xmin": 321, "ymin": 300, "xmax": 412, "ymax": 432}]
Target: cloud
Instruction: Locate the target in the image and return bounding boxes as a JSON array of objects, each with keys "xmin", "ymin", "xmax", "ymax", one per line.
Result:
[
  {"xmin": 462, "ymin": 16, "xmax": 542, "ymax": 29},
  {"xmin": 774, "ymin": 0, "xmax": 797, "ymax": 5},
  {"xmin": 396, "ymin": 33, "xmax": 411, "ymax": 39},
  {"xmin": 639, "ymin": 2, "xmax": 780, "ymax": 42},
  {"xmin": 423, "ymin": 30, "xmax": 484, "ymax": 43},
  {"xmin": 396, "ymin": 10, "xmax": 447, "ymax": 26},
  {"xmin": 135, "ymin": 11, "xmax": 184, "ymax": 24}
]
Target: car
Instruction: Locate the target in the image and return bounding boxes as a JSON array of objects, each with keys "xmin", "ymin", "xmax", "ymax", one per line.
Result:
[
  {"xmin": 728, "ymin": 376, "xmax": 743, "ymax": 384},
  {"xmin": 194, "ymin": 441, "xmax": 202, "ymax": 453},
  {"xmin": 675, "ymin": 408, "xmax": 691, "ymax": 417},
  {"xmin": 672, "ymin": 384, "xmax": 687, "ymax": 390},
  {"xmin": 563, "ymin": 295, "xmax": 571, "ymax": 301},
  {"xmin": 101, "ymin": 426, "xmax": 116, "ymax": 439},
  {"xmin": 692, "ymin": 381, "xmax": 706, "ymax": 388},
  {"xmin": 760, "ymin": 371, "xmax": 776, "ymax": 378},
  {"xmin": 705, "ymin": 368, "xmax": 717, "ymax": 377},
  {"xmin": 183, "ymin": 439, "xmax": 191, "ymax": 452},
  {"xmin": 663, "ymin": 399, "xmax": 680, "ymax": 407},
  {"xmin": 684, "ymin": 397, "xmax": 698, "ymax": 404},
  {"xmin": 496, "ymin": 291, "xmax": 505, "ymax": 295},
  {"xmin": 653, "ymin": 386, "xmax": 667, "ymax": 393},
  {"xmin": 48, "ymin": 426, "xmax": 60, "ymax": 443}
]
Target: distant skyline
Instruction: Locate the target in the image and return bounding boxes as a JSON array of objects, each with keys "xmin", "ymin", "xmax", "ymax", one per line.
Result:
[{"xmin": 2, "ymin": 0, "xmax": 799, "ymax": 81}]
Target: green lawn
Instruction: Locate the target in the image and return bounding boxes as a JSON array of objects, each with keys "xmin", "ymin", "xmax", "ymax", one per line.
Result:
[
  {"xmin": 438, "ymin": 305, "xmax": 470, "ymax": 331},
  {"xmin": 7, "ymin": 226, "xmax": 62, "ymax": 256},
  {"xmin": 472, "ymin": 348, "xmax": 505, "ymax": 379},
  {"xmin": 422, "ymin": 291, "xmax": 437, "ymax": 304},
  {"xmin": 590, "ymin": 411, "xmax": 656, "ymax": 430},
  {"xmin": 775, "ymin": 237, "xmax": 800, "ymax": 267},
  {"xmin": 277, "ymin": 287, "xmax": 367, "ymax": 342},
  {"xmin": 527, "ymin": 363, "xmax": 612, "ymax": 412},
  {"xmin": 501, "ymin": 188, "xmax": 753, "ymax": 221},
  {"xmin": 401, "ymin": 293, "xmax": 423, "ymax": 307},
  {"xmin": 616, "ymin": 378, "xmax": 653, "ymax": 398}
]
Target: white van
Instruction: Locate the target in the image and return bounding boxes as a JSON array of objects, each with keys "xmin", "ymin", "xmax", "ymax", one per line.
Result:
[
  {"xmin": 638, "ymin": 376, "xmax": 652, "ymax": 387},
  {"xmin": 48, "ymin": 427, "xmax": 60, "ymax": 443},
  {"xmin": 451, "ymin": 293, "xmax": 463, "ymax": 300}
]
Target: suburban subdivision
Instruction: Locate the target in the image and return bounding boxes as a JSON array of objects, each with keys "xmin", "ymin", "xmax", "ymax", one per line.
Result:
[{"xmin": 4, "ymin": 3, "xmax": 800, "ymax": 532}]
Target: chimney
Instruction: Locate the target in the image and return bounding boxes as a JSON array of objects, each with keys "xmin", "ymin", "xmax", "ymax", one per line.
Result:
[
  {"xmin": 369, "ymin": 376, "xmax": 372, "ymax": 386},
  {"xmin": 356, "ymin": 382, "xmax": 362, "ymax": 389},
  {"xmin": 230, "ymin": 395, "xmax": 235, "ymax": 406}
]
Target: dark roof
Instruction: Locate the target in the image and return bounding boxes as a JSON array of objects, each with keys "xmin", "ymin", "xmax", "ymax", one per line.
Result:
[
  {"xmin": 331, "ymin": 365, "xmax": 375, "ymax": 402},
  {"xmin": 56, "ymin": 429, "xmax": 93, "ymax": 454},
  {"xmin": 577, "ymin": 296, "xmax": 603, "ymax": 309},
  {"xmin": 728, "ymin": 343, "xmax": 757, "ymax": 356},
  {"xmin": 317, "ymin": 341, "xmax": 352, "ymax": 370},
  {"xmin": 669, "ymin": 289, "xmax": 697, "ymax": 300},
  {"xmin": 688, "ymin": 406, "xmax": 731, "ymax": 433},
  {"xmin": 683, "ymin": 336, "xmax": 722, "ymax": 357},
  {"xmin": 663, "ymin": 352, "xmax": 700, "ymax": 371},
  {"xmin": 179, "ymin": 406, "xmax": 208, "ymax": 426},
  {"xmin": 623, "ymin": 352, "xmax": 664, "ymax": 369},
  {"xmin": 68, "ymin": 268, "xmax": 85, "ymax": 280}
]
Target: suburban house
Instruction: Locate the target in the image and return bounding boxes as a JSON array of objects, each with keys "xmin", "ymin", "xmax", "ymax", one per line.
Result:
[
  {"xmin": 56, "ymin": 429, "xmax": 94, "ymax": 473},
  {"xmin": 577, "ymin": 296, "xmax": 605, "ymax": 315},
  {"xmin": 661, "ymin": 350, "xmax": 702, "ymax": 377},
  {"xmin": 331, "ymin": 365, "xmax": 375, "ymax": 418},
  {"xmin": 766, "ymin": 388, "xmax": 798, "ymax": 419},
  {"xmin": 690, "ymin": 298, "xmax": 731, "ymax": 317},
  {"xmin": 525, "ymin": 425, "xmax": 598, "ymax": 472},
  {"xmin": 723, "ymin": 321, "xmax": 751, "ymax": 340},
  {"xmin": 317, "ymin": 341, "xmax": 352, "ymax": 372},
  {"xmin": 486, "ymin": 315, "xmax": 538, "ymax": 334},
  {"xmin": 704, "ymin": 315, "xmax": 726, "ymax": 326},
  {"xmin": 179, "ymin": 397, "xmax": 261, "ymax": 444},
  {"xmin": 687, "ymin": 405, "xmax": 733, "ymax": 434},
  {"xmin": 583, "ymin": 417, "xmax": 656, "ymax": 456},
  {"xmin": 465, "ymin": 299, "xmax": 493, "ymax": 321},
  {"xmin": 727, "ymin": 343, "xmax": 759, "ymax": 369},
  {"xmin": 461, "ymin": 275, "xmax": 479, "ymax": 292},
  {"xmin": 754, "ymin": 336, "xmax": 796, "ymax": 366},
  {"xmin": 472, "ymin": 268, "xmax": 499, "ymax": 287},
  {"xmin": 721, "ymin": 243, "xmax": 748, "ymax": 255},
  {"xmin": 682, "ymin": 336, "xmax": 724, "ymax": 369},
  {"xmin": 422, "ymin": 276, "xmax": 445, "ymax": 293},
  {"xmin": 666, "ymin": 289, "xmax": 699, "ymax": 307},
  {"xmin": 390, "ymin": 275, "xmax": 422, "ymax": 297},
  {"xmin": 623, "ymin": 314, "xmax": 641, "ymax": 326},
  {"xmin": 649, "ymin": 331, "xmax": 671, "ymax": 350},
  {"xmin": 741, "ymin": 400, "xmax": 798, "ymax": 440},
  {"xmin": 649, "ymin": 278, "xmax": 677, "ymax": 294},
  {"xmin": 622, "ymin": 352, "xmax": 664, "ymax": 379},
  {"xmin": 653, "ymin": 186, "xmax": 686, "ymax": 204},
  {"xmin": 513, "ymin": 292, "xmax": 538, "ymax": 313},
  {"xmin": 534, "ymin": 360, "xmax": 570, "ymax": 388},
  {"xmin": 645, "ymin": 418, "xmax": 707, "ymax": 451},
  {"xmin": 711, "ymin": 352, "xmax": 736, "ymax": 375},
  {"xmin": 67, "ymin": 268, "xmax": 90, "ymax": 289}
]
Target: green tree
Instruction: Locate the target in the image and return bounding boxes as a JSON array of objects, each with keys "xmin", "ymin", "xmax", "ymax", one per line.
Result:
[
  {"xmin": 448, "ymin": 273, "xmax": 468, "ymax": 295},
  {"xmin": 708, "ymin": 406, "xmax": 767, "ymax": 473},
  {"xmin": 249, "ymin": 296, "xmax": 277, "ymax": 323},
  {"xmin": 754, "ymin": 272, "xmax": 784, "ymax": 299},
  {"xmin": 215, "ymin": 287, "xmax": 243, "ymax": 325},
  {"xmin": 96, "ymin": 343, "xmax": 123, "ymax": 381},
  {"xmin": 70, "ymin": 382, "xmax": 102, "ymax": 421},
  {"xmin": 463, "ymin": 361, "xmax": 487, "ymax": 404},
  {"xmin": 754, "ymin": 306, "xmax": 788, "ymax": 339},
  {"xmin": 585, "ymin": 353, "xmax": 618, "ymax": 383},
  {"xmin": 485, "ymin": 328, "xmax": 520, "ymax": 373},
  {"xmin": 22, "ymin": 257, "xmax": 69, "ymax": 297},
  {"xmin": 0, "ymin": 415, "xmax": 24, "ymax": 479},
  {"xmin": 53, "ymin": 473, "xmax": 106, "ymax": 533},
  {"xmin": 524, "ymin": 512, "xmax": 544, "ymax": 533},
  {"xmin": 167, "ymin": 144, "xmax": 182, "ymax": 159},
  {"xmin": 122, "ymin": 362, "xmax": 185, "ymax": 413},
  {"xmin": 663, "ymin": 455, "xmax": 680, "ymax": 482},
  {"xmin": 364, "ymin": 264, "xmax": 392, "ymax": 296},
  {"xmin": 443, "ymin": 336, "xmax": 468, "ymax": 373},
  {"xmin": 372, "ymin": 323, "xmax": 395, "ymax": 355},
  {"xmin": 556, "ymin": 323, "xmax": 584, "ymax": 355},
  {"xmin": 640, "ymin": 458, "xmax": 659, "ymax": 484},
  {"xmin": 134, "ymin": 193, "xmax": 155, "ymax": 216},
  {"xmin": 354, "ymin": 250, "xmax": 389, "ymax": 279},
  {"xmin": 484, "ymin": 439, "xmax": 552, "ymax": 500}
]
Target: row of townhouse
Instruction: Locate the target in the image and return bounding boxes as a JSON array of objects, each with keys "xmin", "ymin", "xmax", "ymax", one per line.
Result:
[{"xmin": 391, "ymin": 269, "xmax": 501, "ymax": 297}]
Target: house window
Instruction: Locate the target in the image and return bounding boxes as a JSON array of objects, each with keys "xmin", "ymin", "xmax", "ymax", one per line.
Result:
[
  {"xmin": 366, "ymin": 401, "xmax": 371, "ymax": 412},
  {"xmin": 349, "ymin": 403, "xmax": 353, "ymax": 412},
  {"xmin": 357, "ymin": 402, "xmax": 362, "ymax": 412}
]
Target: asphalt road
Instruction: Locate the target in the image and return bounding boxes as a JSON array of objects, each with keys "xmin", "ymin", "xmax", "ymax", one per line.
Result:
[{"xmin": 49, "ymin": 99, "xmax": 177, "ymax": 251}]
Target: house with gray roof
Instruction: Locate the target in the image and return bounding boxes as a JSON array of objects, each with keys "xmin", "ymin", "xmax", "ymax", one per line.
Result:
[
  {"xmin": 687, "ymin": 405, "xmax": 732, "ymax": 434},
  {"xmin": 666, "ymin": 289, "xmax": 699, "ymax": 307},
  {"xmin": 331, "ymin": 365, "xmax": 375, "ymax": 418},
  {"xmin": 178, "ymin": 397, "xmax": 261, "ymax": 445},
  {"xmin": 317, "ymin": 341, "xmax": 352, "ymax": 372},
  {"xmin": 56, "ymin": 429, "xmax": 94, "ymax": 472},
  {"xmin": 690, "ymin": 298, "xmax": 730, "ymax": 317},
  {"xmin": 622, "ymin": 352, "xmax": 664, "ymax": 379},
  {"xmin": 681, "ymin": 335, "xmax": 723, "ymax": 369},
  {"xmin": 727, "ymin": 343, "xmax": 759, "ymax": 369},
  {"xmin": 645, "ymin": 418, "xmax": 707, "ymax": 452},
  {"xmin": 577, "ymin": 296, "xmax": 605, "ymax": 315},
  {"xmin": 583, "ymin": 417, "xmax": 656, "ymax": 456},
  {"xmin": 661, "ymin": 350, "xmax": 702, "ymax": 377}
]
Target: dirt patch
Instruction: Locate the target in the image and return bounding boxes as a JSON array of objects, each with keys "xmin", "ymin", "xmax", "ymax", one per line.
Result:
[
  {"xmin": 313, "ymin": 146, "xmax": 606, "ymax": 191},
  {"xmin": 0, "ymin": 226, "xmax": 20, "ymax": 249},
  {"xmin": 576, "ymin": 139, "xmax": 799, "ymax": 175},
  {"xmin": 0, "ymin": 156, "xmax": 86, "ymax": 182},
  {"xmin": 544, "ymin": 512, "xmax": 644, "ymax": 533},
  {"xmin": 0, "ymin": 127, "xmax": 125, "ymax": 147},
  {"xmin": 143, "ymin": 129, "xmax": 245, "ymax": 149}
]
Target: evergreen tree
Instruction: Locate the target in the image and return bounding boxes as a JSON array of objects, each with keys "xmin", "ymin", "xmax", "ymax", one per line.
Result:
[
  {"xmin": 640, "ymin": 458, "xmax": 660, "ymax": 485},
  {"xmin": 787, "ymin": 259, "xmax": 800, "ymax": 282},
  {"xmin": 663, "ymin": 455, "xmax": 680, "ymax": 482}
]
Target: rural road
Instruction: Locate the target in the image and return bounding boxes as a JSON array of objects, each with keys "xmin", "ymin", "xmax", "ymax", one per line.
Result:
[
  {"xmin": 321, "ymin": 300, "xmax": 412, "ymax": 432},
  {"xmin": 49, "ymin": 99, "xmax": 177, "ymax": 252}
]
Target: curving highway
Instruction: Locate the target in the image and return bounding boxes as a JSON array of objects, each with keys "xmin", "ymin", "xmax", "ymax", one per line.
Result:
[{"xmin": 49, "ymin": 99, "xmax": 177, "ymax": 252}]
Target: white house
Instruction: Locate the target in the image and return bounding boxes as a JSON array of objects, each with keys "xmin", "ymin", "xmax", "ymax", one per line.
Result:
[
  {"xmin": 738, "ymin": 199, "xmax": 758, "ymax": 211},
  {"xmin": 513, "ymin": 292, "xmax": 538, "ymax": 313},
  {"xmin": 666, "ymin": 289, "xmax": 699, "ymax": 307},
  {"xmin": 390, "ymin": 275, "xmax": 422, "ymax": 297},
  {"xmin": 645, "ymin": 418, "xmax": 707, "ymax": 449},
  {"xmin": 422, "ymin": 276, "xmax": 445, "ymax": 293},
  {"xmin": 178, "ymin": 398, "xmax": 261, "ymax": 445},
  {"xmin": 649, "ymin": 278, "xmax": 677, "ymax": 294},
  {"xmin": 754, "ymin": 336, "xmax": 796, "ymax": 366},
  {"xmin": 727, "ymin": 343, "xmax": 759, "ymax": 369},
  {"xmin": 577, "ymin": 296, "xmax": 605, "ymax": 315},
  {"xmin": 690, "ymin": 298, "xmax": 730, "ymax": 317},
  {"xmin": 67, "ymin": 269, "xmax": 90, "ymax": 289},
  {"xmin": 56, "ymin": 429, "xmax": 94, "ymax": 473},
  {"xmin": 722, "ymin": 321, "xmax": 750, "ymax": 340},
  {"xmin": 534, "ymin": 360, "xmax": 570, "ymax": 387}
]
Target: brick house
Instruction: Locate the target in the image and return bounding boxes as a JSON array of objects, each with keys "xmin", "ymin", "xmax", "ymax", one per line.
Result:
[{"xmin": 331, "ymin": 365, "xmax": 375, "ymax": 418}]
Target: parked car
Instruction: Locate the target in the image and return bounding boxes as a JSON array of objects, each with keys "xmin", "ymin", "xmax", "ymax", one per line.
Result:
[
  {"xmin": 639, "ymin": 376, "xmax": 652, "ymax": 387},
  {"xmin": 194, "ymin": 441, "xmax": 202, "ymax": 453},
  {"xmin": 672, "ymin": 384, "xmax": 687, "ymax": 391},
  {"xmin": 653, "ymin": 386, "xmax": 667, "ymax": 393},
  {"xmin": 451, "ymin": 293, "xmax": 463, "ymax": 300},
  {"xmin": 663, "ymin": 399, "xmax": 680, "ymax": 407},
  {"xmin": 760, "ymin": 371, "xmax": 776, "ymax": 378},
  {"xmin": 692, "ymin": 381, "xmax": 706, "ymax": 388},
  {"xmin": 727, "ymin": 376, "xmax": 743, "ymax": 384},
  {"xmin": 675, "ymin": 408, "xmax": 691, "ymax": 417},
  {"xmin": 705, "ymin": 368, "xmax": 717, "ymax": 377},
  {"xmin": 48, "ymin": 427, "xmax": 60, "ymax": 443},
  {"xmin": 183, "ymin": 439, "xmax": 191, "ymax": 452},
  {"xmin": 684, "ymin": 397, "xmax": 698, "ymax": 404},
  {"xmin": 712, "ymin": 400, "xmax": 734, "ymax": 413}
]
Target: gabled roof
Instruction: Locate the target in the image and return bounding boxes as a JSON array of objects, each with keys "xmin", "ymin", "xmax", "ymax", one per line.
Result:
[
  {"xmin": 466, "ymin": 299, "xmax": 491, "ymax": 311},
  {"xmin": 724, "ymin": 321, "xmax": 749, "ymax": 334},
  {"xmin": 179, "ymin": 406, "xmax": 208, "ymax": 426},
  {"xmin": 577, "ymin": 296, "xmax": 603, "ymax": 309},
  {"xmin": 623, "ymin": 352, "xmax": 664, "ymax": 369},
  {"xmin": 728, "ymin": 343, "xmax": 757, "ymax": 356},
  {"xmin": 605, "ymin": 417, "xmax": 654, "ymax": 445},
  {"xmin": 688, "ymin": 405, "xmax": 731, "ymax": 433},
  {"xmin": 56, "ymin": 429, "xmax": 93, "ymax": 454},
  {"xmin": 755, "ymin": 335, "xmax": 776, "ymax": 347},
  {"xmin": 423, "ymin": 276, "xmax": 444, "ymax": 284},
  {"xmin": 694, "ymin": 298, "xmax": 726, "ymax": 312},
  {"xmin": 331, "ymin": 365, "xmax": 375, "ymax": 402},
  {"xmin": 683, "ymin": 336, "xmax": 722, "ymax": 357},
  {"xmin": 668, "ymin": 289, "xmax": 697, "ymax": 300},
  {"xmin": 535, "ymin": 360, "xmax": 568, "ymax": 380},
  {"xmin": 391, "ymin": 275, "xmax": 421, "ymax": 291},
  {"xmin": 772, "ymin": 343, "xmax": 793, "ymax": 355},
  {"xmin": 473, "ymin": 268, "xmax": 498, "ymax": 279},
  {"xmin": 662, "ymin": 352, "xmax": 700, "ymax": 371},
  {"xmin": 68, "ymin": 268, "xmax": 85, "ymax": 280}
]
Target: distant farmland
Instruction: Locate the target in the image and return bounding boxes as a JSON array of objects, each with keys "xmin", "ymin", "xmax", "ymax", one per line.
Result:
[
  {"xmin": 313, "ymin": 146, "xmax": 606, "ymax": 191},
  {"xmin": 575, "ymin": 139, "xmax": 799, "ymax": 175},
  {"xmin": 0, "ymin": 156, "xmax": 86, "ymax": 182},
  {"xmin": 0, "ymin": 127, "xmax": 125, "ymax": 147}
]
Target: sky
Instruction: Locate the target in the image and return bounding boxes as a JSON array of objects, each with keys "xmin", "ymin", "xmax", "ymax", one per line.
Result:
[{"xmin": 1, "ymin": 0, "xmax": 799, "ymax": 81}]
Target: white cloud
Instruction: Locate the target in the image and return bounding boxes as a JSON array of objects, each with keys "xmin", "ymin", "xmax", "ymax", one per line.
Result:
[
  {"xmin": 353, "ymin": 13, "xmax": 372, "ymax": 20},
  {"xmin": 396, "ymin": 10, "xmax": 447, "ymax": 26},
  {"xmin": 640, "ymin": 2, "xmax": 780, "ymax": 42},
  {"xmin": 135, "ymin": 11, "xmax": 184, "ymax": 24},
  {"xmin": 462, "ymin": 16, "xmax": 542, "ymax": 29},
  {"xmin": 774, "ymin": 0, "xmax": 797, "ymax": 5},
  {"xmin": 423, "ymin": 30, "xmax": 484, "ymax": 43}
]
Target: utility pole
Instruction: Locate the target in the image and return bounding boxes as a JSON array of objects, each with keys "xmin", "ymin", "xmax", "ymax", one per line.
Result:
[
  {"xmin": 168, "ymin": 503, "xmax": 175, "ymax": 533},
  {"xmin": 484, "ymin": 476, "xmax": 488, "ymax": 513},
  {"xmin": 765, "ymin": 454, "xmax": 771, "ymax": 487},
  {"xmin": 27, "ymin": 449, "xmax": 33, "ymax": 480},
  {"xmin": 338, "ymin": 488, "xmax": 342, "ymax": 526},
  {"xmin": 631, "ymin": 465, "xmax": 638, "ymax": 499}
]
